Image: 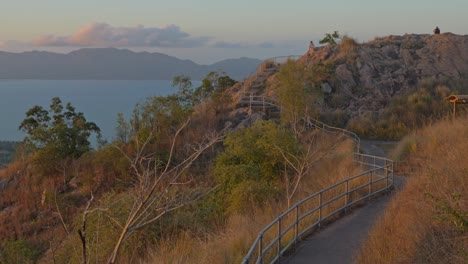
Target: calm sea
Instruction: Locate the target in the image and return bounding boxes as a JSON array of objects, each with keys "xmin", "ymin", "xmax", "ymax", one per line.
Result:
[{"xmin": 0, "ymin": 80, "xmax": 199, "ymax": 143}]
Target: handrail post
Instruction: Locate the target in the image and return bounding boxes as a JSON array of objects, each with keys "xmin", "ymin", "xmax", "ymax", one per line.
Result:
[
  {"xmin": 277, "ymin": 218, "xmax": 282, "ymax": 261},
  {"xmin": 391, "ymin": 162, "xmax": 394, "ymax": 186},
  {"xmin": 369, "ymin": 171, "xmax": 372, "ymax": 199},
  {"xmin": 345, "ymin": 180, "xmax": 349, "ymax": 213},
  {"xmin": 262, "ymin": 97, "xmax": 265, "ymax": 113},
  {"xmin": 295, "ymin": 205, "xmax": 299, "ymax": 247},
  {"xmin": 385, "ymin": 160, "xmax": 389, "ymax": 191},
  {"xmin": 258, "ymin": 234, "xmax": 263, "ymax": 264},
  {"xmin": 318, "ymin": 192, "xmax": 322, "ymax": 228}
]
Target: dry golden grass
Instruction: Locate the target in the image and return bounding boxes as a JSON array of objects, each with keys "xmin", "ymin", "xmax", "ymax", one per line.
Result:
[
  {"xmin": 338, "ymin": 36, "xmax": 358, "ymax": 61},
  {"xmin": 144, "ymin": 135, "xmax": 364, "ymax": 263},
  {"xmin": 356, "ymin": 118, "xmax": 468, "ymax": 264}
]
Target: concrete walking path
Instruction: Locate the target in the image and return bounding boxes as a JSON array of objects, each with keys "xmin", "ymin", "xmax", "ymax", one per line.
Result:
[
  {"xmin": 285, "ymin": 192, "xmax": 393, "ymax": 264},
  {"xmin": 285, "ymin": 141, "xmax": 403, "ymax": 264}
]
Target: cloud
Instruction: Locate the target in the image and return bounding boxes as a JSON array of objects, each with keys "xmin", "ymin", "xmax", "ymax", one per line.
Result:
[
  {"xmin": 213, "ymin": 41, "xmax": 277, "ymax": 49},
  {"xmin": 0, "ymin": 40, "xmax": 34, "ymax": 52},
  {"xmin": 33, "ymin": 22, "xmax": 211, "ymax": 48},
  {"xmin": 258, "ymin": 42, "xmax": 275, "ymax": 48},
  {"xmin": 213, "ymin": 41, "xmax": 249, "ymax": 48}
]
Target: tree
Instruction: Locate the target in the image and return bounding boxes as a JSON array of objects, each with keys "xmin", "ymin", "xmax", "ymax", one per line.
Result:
[
  {"xmin": 115, "ymin": 112, "xmax": 130, "ymax": 144},
  {"xmin": 87, "ymin": 88, "xmax": 227, "ymax": 263},
  {"xmin": 105, "ymin": 120, "xmax": 224, "ymax": 263},
  {"xmin": 193, "ymin": 72, "xmax": 237, "ymax": 102},
  {"xmin": 171, "ymin": 72, "xmax": 237, "ymax": 110},
  {"xmin": 172, "ymin": 75, "xmax": 195, "ymax": 107},
  {"xmin": 19, "ymin": 97, "xmax": 100, "ymax": 174},
  {"xmin": 214, "ymin": 120, "xmax": 300, "ymax": 213},
  {"xmin": 274, "ymin": 59, "xmax": 321, "ymax": 135},
  {"xmin": 275, "ymin": 129, "xmax": 341, "ymax": 207},
  {"xmin": 319, "ymin": 31, "xmax": 340, "ymax": 45}
]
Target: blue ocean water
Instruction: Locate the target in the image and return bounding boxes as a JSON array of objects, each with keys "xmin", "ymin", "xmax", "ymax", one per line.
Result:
[{"xmin": 0, "ymin": 80, "xmax": 197, "ymax": 142}]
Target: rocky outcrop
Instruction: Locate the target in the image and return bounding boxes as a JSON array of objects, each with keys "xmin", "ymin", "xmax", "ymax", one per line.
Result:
[
  {"xmin": 303, "ymin": 33, "xmax": 468, "ymax": 114},
  {"xmin": 230, "ymin": 33, "xmax": 468, "ymax": 121}
]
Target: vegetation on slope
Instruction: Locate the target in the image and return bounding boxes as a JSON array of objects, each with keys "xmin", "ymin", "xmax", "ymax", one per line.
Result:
[
  {"xmin": 356, "ymin": 118, "xmax": 468, "ymax": 263},
  {"xmin": 5, "ymin": 32, "xmax": 466, "ymax": 262},
  {"xmin": 347, "ymin": 78, "xmax": 468, "ymax": 140},
  {"xmin": 0, "ymin": 72, "xmax": 237, "ymax": 263},
  {"xmin": 0, "ymin": 63, "xmax": 365, "ymax": 264},
  {"xmin": 146, "ymin": 136, "xmax": 358, "ymax": 263}
]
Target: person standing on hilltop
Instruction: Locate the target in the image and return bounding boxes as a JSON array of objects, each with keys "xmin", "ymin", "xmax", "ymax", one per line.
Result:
[
  {"xmin": 309, "ymin": 40, "xmax": 315, "ymax": 51},
  {"xmin": 434, "ymin": 26, "xmax": 440, "ymax": 34}
]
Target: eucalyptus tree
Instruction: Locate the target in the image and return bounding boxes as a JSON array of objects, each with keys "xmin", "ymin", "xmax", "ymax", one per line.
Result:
[{"xmin": 19, "ymin": 97, "xmax": 100, "ymax": 181}]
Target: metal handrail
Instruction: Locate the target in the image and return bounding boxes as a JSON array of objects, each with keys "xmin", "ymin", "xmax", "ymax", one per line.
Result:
[
  {"xmin": 241, "ymin": 96, "xmax": 394, "ymax": 264},
  {"xmin": 238, "ymin": 94, "xmax": 360, "ymax": 151},
  {"xmin": 242, "ymin": 156, "xmax": 393, "ymax": 263}
]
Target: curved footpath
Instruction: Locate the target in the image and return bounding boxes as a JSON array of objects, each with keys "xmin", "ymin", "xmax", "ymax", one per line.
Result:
[{"xmin": 285, "ymin": 141, "xmax": 404, "ymax": 264}]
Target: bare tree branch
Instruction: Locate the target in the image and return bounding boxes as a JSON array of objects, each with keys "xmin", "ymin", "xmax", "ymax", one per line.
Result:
[{"xmin": 106, "ymin": 119, "xmax": 225, "ymax": 264}]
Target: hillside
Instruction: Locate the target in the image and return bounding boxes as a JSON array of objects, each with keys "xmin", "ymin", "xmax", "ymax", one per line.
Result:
[
  {"xmin": 0, "ymin": 48, "xmax": 262, "ymax": 80},
  {"xmin": 303, "ymin": 33, "xmax": 468, "ymax": 113},
  {"xmin": 356, "ymin": 118, "xmax": 468, "ymax": 263},
  {"xmin": 235, "ymin": 33, "xmax": 468, "ymax": 139},
  {"xmin": 1, "ymin": 33, "xmax": 467, "ymax": 263}
]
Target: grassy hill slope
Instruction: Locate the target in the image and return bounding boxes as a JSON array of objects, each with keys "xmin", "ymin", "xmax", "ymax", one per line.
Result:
[{"xmin": 356, "ymin": 117, "xmax": 468, "ymax": 263}]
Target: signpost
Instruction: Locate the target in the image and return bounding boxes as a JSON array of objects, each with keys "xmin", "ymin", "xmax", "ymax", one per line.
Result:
[{"xmin": 445, "ymin": 95, "xmax": 468, "ymax": 119}]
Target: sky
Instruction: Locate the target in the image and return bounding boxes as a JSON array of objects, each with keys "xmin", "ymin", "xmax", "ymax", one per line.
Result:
[{"xmin": 1, "ymin": 0, "xmax": 467, "ymax": 64}]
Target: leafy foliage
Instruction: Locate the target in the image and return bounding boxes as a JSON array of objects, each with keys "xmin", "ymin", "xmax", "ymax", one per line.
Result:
[
  {"xmin": 274, "ymin": 59, "xmax": 322, "ymax": 134},
  {"xmin": 194, "ymin": 72, "xmax": 237, "ymax": 103},
  {"xmin": 0, "ymin": 240, "xmax": 42, "ymax": 264},
  {"xmin": 119, "ymin": 72, "xmax": 237, "ymax": 146},
  {"xmin": 215, "ymin": 120, "xmax": 300, "ymax": 214},
  {"xmin": 18, "ymin": 97, "xmax": 100, "ymax": 171},
  {"xmin": 319, "ymin": 31, "xmax": 340, "ymax": 45}
]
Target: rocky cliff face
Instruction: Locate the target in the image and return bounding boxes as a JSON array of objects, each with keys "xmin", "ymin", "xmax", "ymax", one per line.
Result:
[{"xmin": 302, "ymin": 33, "xmax": 468, "ymax": 114}]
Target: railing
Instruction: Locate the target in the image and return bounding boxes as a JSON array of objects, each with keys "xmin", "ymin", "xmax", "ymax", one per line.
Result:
[
  {"xmin": 240, "ymin": 97, "xmax": 393, "ymax": 264},
  {"xmin": 238, "ymin": 94, "xmax": 281, "ymax": 113},
  {"xmin": 237, "ymin": 95, "xmax": 360, "ymax": 151},
  {"xmin": 306, "ymin": 118, "xmax": 360, "ymax": 153}
]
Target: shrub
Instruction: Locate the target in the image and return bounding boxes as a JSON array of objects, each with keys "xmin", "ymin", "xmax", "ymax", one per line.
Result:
[
  {"xmin": 227, "ymin": 180, "xmax": 280, "ymax": 214},
  {"xmin": 0, "ymin": 240, "xmax": 42, "ymax": 264},
  {"xmin": 214, "ymin": 120, "xmax": 299, "ymax": 214},
  {"xmin": 347, "ymin": 80, "xmax": 455, "ymax": 140}
]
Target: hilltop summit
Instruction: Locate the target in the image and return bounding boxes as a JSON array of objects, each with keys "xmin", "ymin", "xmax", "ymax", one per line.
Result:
[
  {"xmin": 303, "ymin": 33, "xmax": 468, "ymax": 113},
  {"xmin": 237, "ymin": 33, "xmax": 468, "ymax": 118}
]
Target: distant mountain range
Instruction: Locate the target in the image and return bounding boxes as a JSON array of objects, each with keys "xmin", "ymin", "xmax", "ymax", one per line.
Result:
[{"xmin": 0, "ymin": 48, "xmax": 262, "ymax": 80}]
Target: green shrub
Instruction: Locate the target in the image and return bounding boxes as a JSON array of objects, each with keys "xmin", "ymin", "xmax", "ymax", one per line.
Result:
[
  {"xmin": 227, "ymin": 180, "xmax": 280, "ymax": 214},
  {"xmin": 0, "ymin": 240, "xmax": 42, "ymax": 264},
  {"xmin": 214, "ymin": 120, "xmax": 299, "ymax": 214}
]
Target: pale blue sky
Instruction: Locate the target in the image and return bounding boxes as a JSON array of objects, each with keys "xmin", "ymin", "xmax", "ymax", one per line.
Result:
[{"xmin": 1, "ymin": 0, "xmax": 467, "ymax": 63}]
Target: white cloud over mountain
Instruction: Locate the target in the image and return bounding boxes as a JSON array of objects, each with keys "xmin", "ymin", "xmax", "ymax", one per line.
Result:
[
  {"xmin": 0, "ymin": 23, "xmax": 288, "ymax": 63},
  {"xmin": 33, "ymin": 23, "xmax": 212, "ymax": 48}
]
